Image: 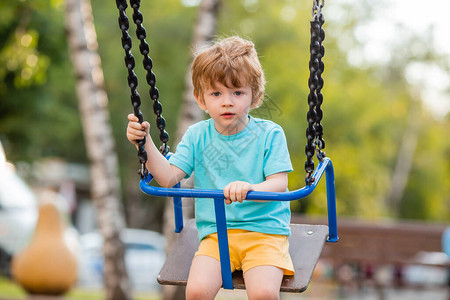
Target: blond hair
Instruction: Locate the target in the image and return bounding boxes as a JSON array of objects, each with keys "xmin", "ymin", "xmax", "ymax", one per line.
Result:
[{"xmin": 191, "ymin": 36, "xmax": 265, "ymax": 107}]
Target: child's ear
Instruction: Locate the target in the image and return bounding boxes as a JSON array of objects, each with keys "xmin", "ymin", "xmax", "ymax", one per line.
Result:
[
  {"xmin": 194, "ymin": 92, "xmax": 207, "ymax": 111},
  {"xmin": 251, "ymin": 95, "xmax": 263, "ymax": 109}
]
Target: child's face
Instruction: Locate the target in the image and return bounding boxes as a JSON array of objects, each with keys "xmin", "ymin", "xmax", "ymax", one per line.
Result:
[{"xmin": 196, "ymin": 81, "xmax": 255, "ymax": 135}]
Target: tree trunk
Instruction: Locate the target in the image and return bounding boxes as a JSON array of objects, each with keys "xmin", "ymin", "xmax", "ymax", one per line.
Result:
[
  {"xmin": 386, "ymin": 98, "xmax": 421, "ymax": 215},
  {"xmin": 65, "ymin": 0, "xmax": 131, "ymax": 299},
  {"xmin": 162, "ymin": 1, "xmax": 221, "ymax": 299}
]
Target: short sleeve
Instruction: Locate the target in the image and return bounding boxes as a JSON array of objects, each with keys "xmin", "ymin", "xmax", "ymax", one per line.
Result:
[
  {"xmin": 169, "ymin": 129, "xmax": 194, "ymax": 177},
  {"xmin": 263, "ymin": 126, "xmax": 293, "ymax": 177}
]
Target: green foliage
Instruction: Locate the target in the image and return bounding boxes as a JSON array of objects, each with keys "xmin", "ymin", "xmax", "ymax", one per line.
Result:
[
  {"xmin": 0, "ymin": 0, "xmax": 82, "ymax": 162},
  {"xmin": 0, "ymin": 29, "xmax": 50, "ymax": 88},
  {"xmin": 0, "ymin": 0, "xmax": 448, "ymax": 224},
  {"xmin": 401, "ymin": 112, "xmax": 450, "ymax": 221}
]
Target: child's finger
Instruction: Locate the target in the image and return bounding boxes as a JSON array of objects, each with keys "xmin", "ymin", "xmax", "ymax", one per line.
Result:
[
  {"xmin": 128, "ymin": 128, "xmax": 146, "ymax": 138},
  {"xmin": 128, "ymin": 121, "xmax": 143, "ymax": 130},
  {"xmin": 241, "ymin": 183, "xmax": 252, "ymax": 202},
  {"xmin": 223, "ymin": 184, "xmax": 230, "ymax": 200},
  {"xmin": 141, "ymin": 121, "xmax": 150, "ymax": 132},
  {"xmin": 127, "ymin": 113, "xmax": 139, "ymax": 122},
  {"xmin": 228, "ymin": 184, "xmax": 237, "ymax": 202},
  {"xmin": 239, "ymin": 186, "xmax": 247, "ymax": 202}
]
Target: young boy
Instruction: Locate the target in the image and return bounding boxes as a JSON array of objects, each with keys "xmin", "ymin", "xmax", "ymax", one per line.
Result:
[{"xmin": 127, "ymin": 36, "xmax": 294, "ymax": 300}]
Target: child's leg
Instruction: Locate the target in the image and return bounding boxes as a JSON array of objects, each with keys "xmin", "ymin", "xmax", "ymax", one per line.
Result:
[
  {"xmin": 244, "ymin": 265, "xmax": 284, "ymax": 300},
  {"xmin": 186, "ymin": 255, "xmax": 223, "ymax": 300}
]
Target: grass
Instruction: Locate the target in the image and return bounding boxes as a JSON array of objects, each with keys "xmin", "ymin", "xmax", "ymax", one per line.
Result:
[
  {"xmin": 0, "ymin": 275, "xmax": 161, "ymax": 300},
  {"xmin": 0, "ymin": 276, "xmax": 26, "ymax": 299}
]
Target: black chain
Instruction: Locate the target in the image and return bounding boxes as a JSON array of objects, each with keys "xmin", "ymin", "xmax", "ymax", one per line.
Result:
[
  {"xmin": 129, "ymin": 0, "xmax": 169, "ymax": 155},
  {"xmin": 305, "ymin": 0, "xmax": 326, "ymax": 185},
  {"xmin": 115, "ymin": 0, "xmax": 169, "ymax": 178}
]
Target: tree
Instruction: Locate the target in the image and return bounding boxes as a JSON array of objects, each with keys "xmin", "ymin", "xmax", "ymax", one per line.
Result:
[
  {"xmin": 386, "ymin": 98, "xmax": 421, "ymax": 214},
  {"xmin": 161, "ymin": 1, "xmax": 221, "ymax": 299},
  {"xmin": 0, "ymin": 0, "xmax": 84, "ymax": 163},
  {"xmin": 65, "ymin": 0, "xmax": 131, "ymax": 299}
]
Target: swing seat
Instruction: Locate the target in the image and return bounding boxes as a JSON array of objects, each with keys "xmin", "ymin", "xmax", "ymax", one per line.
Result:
[
  {"xmin": 158, "ymin": 219, "xmax": 329, "ymax": 293},
  {"xmin": 141, "ymin": 157, "xmax": 337, "ymax": 291}
]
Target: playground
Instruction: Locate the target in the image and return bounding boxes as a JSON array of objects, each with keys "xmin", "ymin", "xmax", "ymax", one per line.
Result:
[{"xmin": 0, "ymin": 0, "xmax": 449, "ymax": 299}]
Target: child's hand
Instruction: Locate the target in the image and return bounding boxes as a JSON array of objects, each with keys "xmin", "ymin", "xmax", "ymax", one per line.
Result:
[
  {"xmin": 223, "ymin": 181, "xmax": 253, "ymax": 204},
  {"xmin": 126, "ymin": 113, "xmax": 150, "ymax": 146}
]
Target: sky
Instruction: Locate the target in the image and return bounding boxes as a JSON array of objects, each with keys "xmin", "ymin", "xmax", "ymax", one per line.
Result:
[
  {"xmin": 389, "ymin": 0, "xmax": 450, "ymax": 55},
  {"xmin": 333, "ymin": 0, "xmax": 450, "ymax": 118},
  {"xmin": 389, "ymin": 0, "xmax": 449, "ymax": 118}
]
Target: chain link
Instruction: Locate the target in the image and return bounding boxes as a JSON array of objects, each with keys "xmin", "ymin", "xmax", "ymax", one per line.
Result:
[
  {"xmin": 312, "ymin": 0, "xmax": 324, "ymax": 18},
  {"xmin": 115, "ymin": 0, "xmax": 169, "ymax": 177},
  {"xmin": 130, "ymin": 0, "xmax": 169, "ymax": 156},
  {"xmin": 305, "ymin": 0, "xmax": 326, "ymax": 185}
]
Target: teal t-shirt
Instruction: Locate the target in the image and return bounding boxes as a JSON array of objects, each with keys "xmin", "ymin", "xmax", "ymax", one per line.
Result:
[{"xmin": 169, "ymin": 116, "xmax": 293, "ymax": 241}]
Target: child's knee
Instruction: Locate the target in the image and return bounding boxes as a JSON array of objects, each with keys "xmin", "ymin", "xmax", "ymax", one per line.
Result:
[
  {"xmin": 247, "ymin": 286, "xmax": 280, "ymax": 300},
  {"xmin": 186, "ymin": 284, "xmax": 216, "ymax": 300}
]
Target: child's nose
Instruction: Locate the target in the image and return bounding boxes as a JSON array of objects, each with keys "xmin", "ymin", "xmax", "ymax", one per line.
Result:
[{"xmin": 222, "ymin": 94, "xmax": 233, "ymax": 106}]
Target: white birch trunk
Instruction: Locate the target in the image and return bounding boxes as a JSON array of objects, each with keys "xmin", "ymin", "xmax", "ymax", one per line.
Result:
[
  {"xmin": 386, "ymin": 99, "xmax": 421, "ymax": 215},
  {"xmin": 162, "ymin": 0, "xmax": 221, "ymax": 299},
  {"xmin": 65, "ymin": 0, "xmax": 131, "ymax": 299}
]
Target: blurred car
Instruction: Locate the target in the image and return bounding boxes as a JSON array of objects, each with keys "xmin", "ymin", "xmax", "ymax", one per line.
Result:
[
  {"xmin": 0, "ymin": 142, "xmax": 79, "ymax": 278},
  {"xmin": 403, "ymin": 251, "xmax": 449, "ymax": 286},
  {"xmin": 0, "ymin": 142, "xmax": 38, "ymax": 277},
  {"xmin": 0, "ymin": 144, "xmax": 38, "ymax": 256},
  {"xmin": 78, "ymin": 228, "xmax": 166, "ymax": 292}
]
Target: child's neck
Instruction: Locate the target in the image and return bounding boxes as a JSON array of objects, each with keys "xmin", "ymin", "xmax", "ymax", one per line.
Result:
[{"xmin": 214, "ymin": 115, "xmax": 250, "ymax": 136}]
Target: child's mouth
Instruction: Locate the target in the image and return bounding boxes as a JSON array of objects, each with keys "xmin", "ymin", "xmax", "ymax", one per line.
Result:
[{"xmin": 221, "ymin": 113, "xmax": 235, "ymax": 119}]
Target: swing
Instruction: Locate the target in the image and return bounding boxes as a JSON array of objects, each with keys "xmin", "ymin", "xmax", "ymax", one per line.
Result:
[{"xmin": 115, "ymin": 0, "xmax": 337, "ymax": 293}]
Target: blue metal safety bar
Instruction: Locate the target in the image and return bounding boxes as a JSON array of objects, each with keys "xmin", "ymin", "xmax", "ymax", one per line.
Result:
[{"xmin": 140, "ymin": 157, "xmax": 338, "ymax": 290}]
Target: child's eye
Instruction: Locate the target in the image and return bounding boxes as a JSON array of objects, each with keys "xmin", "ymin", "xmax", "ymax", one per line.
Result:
[
  {"xmin": 234, "ymin": 91, "xmax": 243, "ymax": 96},
  {"xmin": 212, "ymin": 92, "xmax": 221, "ymax": 97}
]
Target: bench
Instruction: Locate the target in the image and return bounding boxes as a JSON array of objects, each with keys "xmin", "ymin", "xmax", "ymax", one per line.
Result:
[{"xmin": 291, "ymin": 215, "xmax": 449, "ymax": 288}]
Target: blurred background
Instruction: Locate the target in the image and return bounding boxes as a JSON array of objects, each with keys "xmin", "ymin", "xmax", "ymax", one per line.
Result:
[{"xmin": 0, "ymin": 0, "xmax": 448, "ymax": 299}]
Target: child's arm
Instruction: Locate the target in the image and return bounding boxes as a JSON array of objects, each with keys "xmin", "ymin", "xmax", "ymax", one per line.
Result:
[
  {"xmin": 223, "ymin": 172, "xmax": 288, "ymax": 204},
  {"xmin": 126, "ymin": 114, "xmax": 186, "ymax": 187}
]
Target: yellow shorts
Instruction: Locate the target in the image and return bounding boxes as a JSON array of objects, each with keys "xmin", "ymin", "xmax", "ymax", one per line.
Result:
[{"xmin": 195, "ymin": 229, "xmax": 295, "ymax": 275}]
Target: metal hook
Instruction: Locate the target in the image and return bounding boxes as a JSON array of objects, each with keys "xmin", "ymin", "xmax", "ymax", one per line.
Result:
[
  {"xmin": 305, "ymin": 171, "xmax": 316, "ymax": 185},
  {"xmin": 312, "ymin": 0, "xmax": 324, "ymax": 19},
  {"xmin": 316, "ymin": 150, "xmax": 326, "ymax": 161},
  {"xmin": 159, "ymin": 144, "xmax": 169, "ymax": 156},
  {"xmin": 139, "ymin": 163, "xmax": 148, "ymax": 178}
]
